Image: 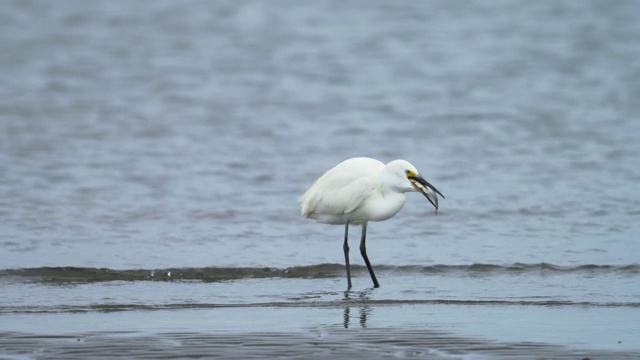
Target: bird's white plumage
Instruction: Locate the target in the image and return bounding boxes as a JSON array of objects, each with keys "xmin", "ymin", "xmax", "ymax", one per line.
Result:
[
  {"xmin": 300, "ymin": 157, "xmax": 421, "ymax": 225},
  {"xmin": 299, "ymin": 156, "xmax": 444, "ymax": 288}
]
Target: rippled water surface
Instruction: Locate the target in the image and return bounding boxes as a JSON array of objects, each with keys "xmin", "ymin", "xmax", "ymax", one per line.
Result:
[{"xmin": 1, "ymin": 0, "xmax": 639, "ymax": 358}]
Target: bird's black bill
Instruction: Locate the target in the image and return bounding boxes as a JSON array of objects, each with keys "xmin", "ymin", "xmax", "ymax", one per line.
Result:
[{"xmin": 408, "ymin": 175, "xmax": 445, "ymax": 214}]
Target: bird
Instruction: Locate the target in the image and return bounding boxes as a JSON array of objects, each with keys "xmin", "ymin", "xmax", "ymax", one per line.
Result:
[{"xmin": 299, "ymin": 157, "xmax": 444, "ymax": 289}]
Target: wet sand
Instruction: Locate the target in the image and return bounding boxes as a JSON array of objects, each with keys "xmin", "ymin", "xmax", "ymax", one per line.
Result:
[{"xmin": 1, "ymin": 298, "xmax": 638, "ymax": 359}]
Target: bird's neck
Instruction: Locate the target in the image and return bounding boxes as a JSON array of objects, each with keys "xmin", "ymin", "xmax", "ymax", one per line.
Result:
[{"xmin": 367, "ymin": 189, "xmax": 406, "ymax": 222}]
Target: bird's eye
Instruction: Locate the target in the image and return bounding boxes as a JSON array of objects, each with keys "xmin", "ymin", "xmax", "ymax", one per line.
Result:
[{"xmin": 405, "ymin": 170, "xmax": 411, "ymax": 175}]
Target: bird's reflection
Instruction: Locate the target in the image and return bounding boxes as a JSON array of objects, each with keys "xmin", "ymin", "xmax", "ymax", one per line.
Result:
[
  {"xmin": 343, "ymin": 306, "xmax": 350, "ymax": 328},
  {"xmin": 342, "ymin": 288, "xmax": 373, "ymax": 329}
]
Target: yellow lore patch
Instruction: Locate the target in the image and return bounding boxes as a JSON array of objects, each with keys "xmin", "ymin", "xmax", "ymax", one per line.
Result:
[{"xmin": 405, "ymin": 170, "xmax": 418, "ymax": 178}]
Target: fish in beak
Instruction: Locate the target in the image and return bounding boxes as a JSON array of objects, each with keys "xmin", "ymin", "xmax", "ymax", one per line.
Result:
[{"xmin": 408, "ymin": 174, "xmax": 445, "ymax": 214}]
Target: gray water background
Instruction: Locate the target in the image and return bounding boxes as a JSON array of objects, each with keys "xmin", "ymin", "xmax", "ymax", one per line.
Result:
[{"xmin": 1, "ymin": 0, "xmax": 639, "ymax": 358}]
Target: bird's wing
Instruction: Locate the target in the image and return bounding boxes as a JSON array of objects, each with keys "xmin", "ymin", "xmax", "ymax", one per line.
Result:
[
  {"xmin": 333, "ymin": 177, "xmax": 375, "ymax": 214},
  {"xmin": 300, "ymin": 157, "xmax": 384, "ymax": 222},
  {"xmin": 300, "ymin": 174, "xmax": 374, "ymax": 220}
]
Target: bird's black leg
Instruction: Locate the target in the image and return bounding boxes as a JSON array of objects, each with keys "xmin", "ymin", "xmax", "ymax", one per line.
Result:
[
  {"xmin": 359, "ymin": 222, "xmax": 380, "ymax": 288},
  {"xmin": 343, "ymin": 221, "xmax": 352, "ymax": 290}
]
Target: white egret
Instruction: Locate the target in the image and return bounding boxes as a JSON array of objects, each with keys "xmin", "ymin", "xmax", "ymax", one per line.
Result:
[{"xmin": 300, "ymin": 157, "xmax": 444, "ymax": 289}]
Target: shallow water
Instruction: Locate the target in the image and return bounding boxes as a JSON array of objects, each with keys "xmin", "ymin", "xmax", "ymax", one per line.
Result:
[{"xmin": 1, "ymin": 0, "xmax": 640, "ymax": 358}]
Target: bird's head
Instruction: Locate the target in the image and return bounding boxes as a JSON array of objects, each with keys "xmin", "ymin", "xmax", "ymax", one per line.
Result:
[{"xmin": 385, "ymin": 160, "xmax": 445, "ymax": 214}]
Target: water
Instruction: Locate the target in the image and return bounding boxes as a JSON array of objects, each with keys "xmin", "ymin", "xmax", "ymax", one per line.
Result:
[{"xmin": 1, "ymin": 0, "xmax": 639, "ymax": 358}]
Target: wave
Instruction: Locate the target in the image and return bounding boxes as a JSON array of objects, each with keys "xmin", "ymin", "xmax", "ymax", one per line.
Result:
[{"xmin": 1, "ymin": 263, "xmax": 638, "ymax": 284}]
